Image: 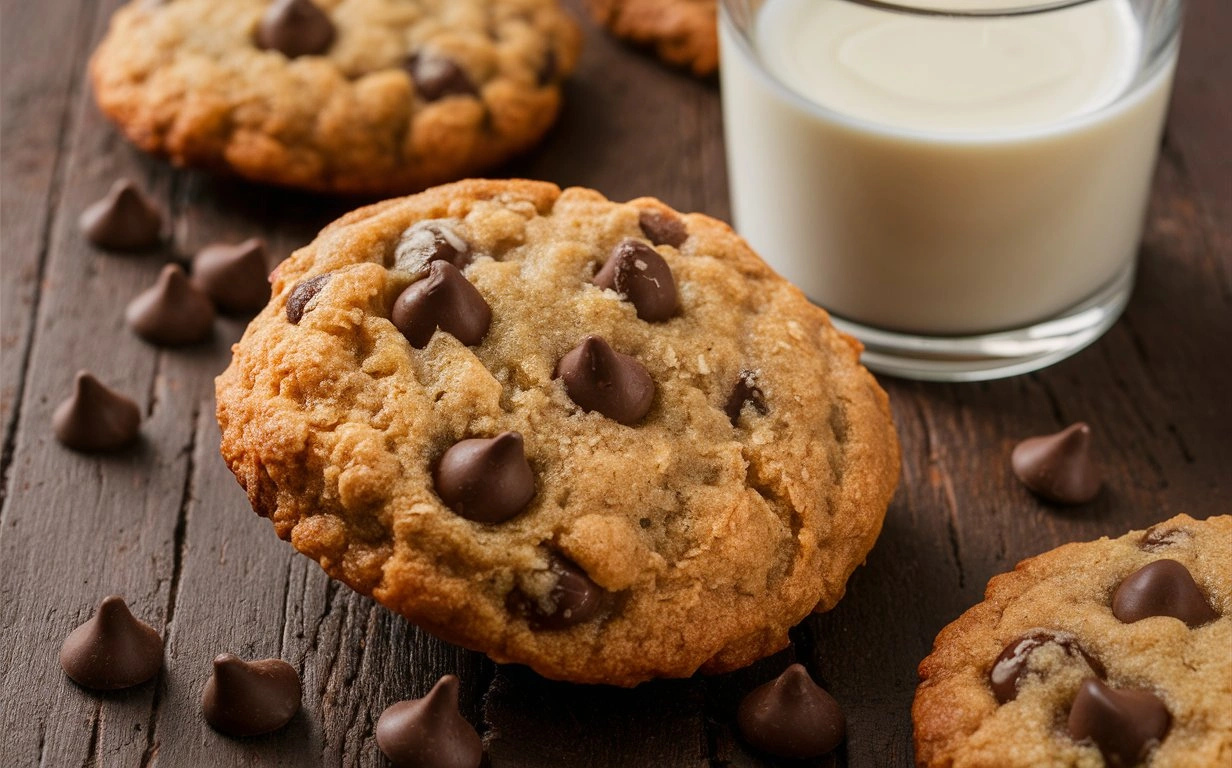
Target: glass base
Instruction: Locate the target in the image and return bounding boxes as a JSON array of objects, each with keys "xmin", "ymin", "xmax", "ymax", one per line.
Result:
[{"xmin": 828, "ymin": 263, "xmax": 1134, "ymax": 382}]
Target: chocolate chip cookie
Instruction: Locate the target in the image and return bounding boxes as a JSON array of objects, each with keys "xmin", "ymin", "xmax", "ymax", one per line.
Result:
[
  {"xmin": 914, "ymin": 514, "xmax": 1231, "ymax": 767},
  {"xmin": 89, "ymin": 1, "xmax": 580, "ymax": 194},
  {"xmin": 587, "ymin": 0, "xmax": 717, "ymax": 76},
  {"xmin": 215, "ymin": 179, "xmax": 899, "ymax": 685}
]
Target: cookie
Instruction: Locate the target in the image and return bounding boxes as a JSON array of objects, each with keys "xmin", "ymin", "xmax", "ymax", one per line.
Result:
[
  {"xmin": 913, "ymin": 514, "xmax": 1231, "ymax": 767},
  {"xmin": 215, "ymin": 179, "xmax": 899, "ymax": 686},
  {"xmin": 588, "ymin": 0, "xmax": 717, "ymax": 76},
  {"xmin": 89, "ymin": 1, "xmax": 581, "ymax": 195}
]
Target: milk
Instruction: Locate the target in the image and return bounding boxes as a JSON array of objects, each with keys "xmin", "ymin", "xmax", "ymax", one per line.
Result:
[{"xmin": 720, "ymin": 0, "xmax": 1176, "ymax": 335}]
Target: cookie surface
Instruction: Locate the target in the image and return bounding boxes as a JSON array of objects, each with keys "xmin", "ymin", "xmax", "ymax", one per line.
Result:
[
  {"xmin": 914, "ymin": 514, "xmax": 1232, "ymax": 767},
  {"xmin": 89, "ymin": 1, "xmax": 580, "ymax": 194},
  {"xmin": 215, "ymin": 179, "xmax": 899, "ymax": 685},
  {"xmin": 588, "ymin": 0, "xmax": 717, "ymax": 76}
]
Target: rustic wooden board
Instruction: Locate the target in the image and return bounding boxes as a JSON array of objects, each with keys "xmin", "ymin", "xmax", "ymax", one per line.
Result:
[{"xmin": 1, "ymin": 0, "xmax": 1228, "ymax": 766}]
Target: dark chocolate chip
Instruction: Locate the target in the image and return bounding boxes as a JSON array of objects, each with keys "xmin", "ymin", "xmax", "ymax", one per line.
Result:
[
  {"xmin": 537, "ymin": 47, "xmax": 557, "ymax": 86},
  {"xmin": 527, "ymin": 557, "xmax": 604, "ymax": 630},
  {"xmin": 1068, "ymin": 678, "xmax": 1170, "ymax": 767},
  {"xmin": 286, "ymin": 274, "xmax": 330, "ymax": 324},
  {"xmin": 1139, "ymin": 526, "xmax": 1191, "ymax": 552},
  {"xmin": 256, "ymin": 0, "xmax": 335, "ymax": 58},
  {"xmin": 59, "ymin": 596, "xmax": 163, "ymax": 690},
  {"xmin": 406, "ymin": 53, "xmax": 478, "ymax": 101},
  {"xmin": 79, "ymin": 179, "xmax": 163, "ymax": 251},
  {"xmin": 593, "ymin": 239, "xmax": 679, "ymax": 322},
  {"xmin": 376, "ymin": 675, "xmax": 482, "ymax": 768},
  {"xmin": 989, "ymin": 630, "xmax": 1105, "ymax": 704},
  {"xmin": 737, "ymin": 663, "xmax": 845, "ymax": 759},
  {"xmin": 555, "ymin": 336, "xmax": 654, "ymax": 425},
  {"xmin": 393, "ymin": 219, "xmax": 471, "ymax": 274},
  {"xmin": 1112, "ymin": 559, "xmax": 1217, "ymax": 627},
  {"xmin": 125, "ymin": 264, "xmax": 216, "ymax": 346},
  {"xmin": 434, "ymin": 432, "xmax": 535, "ymax": 523},
  {"xmin": 53, "ymin": 371, "xmax": 141, "ymax": 453},
  {"xmin": 191, "ymin": 238, "xmax": 271, "ymax": 315},
  {"xmin": 202, "ymin": 654, "xmax": 302, "ymax": 737},
  {"xmin": 725, "ymin": 370, "xmax": 768, "ymax": 425},
  {"xmin": 391, "ymin": 261, "xmax": 491, "ymax": 348},
  {"xmin": 637, "ymin": 209, "xmax": 688, "ymax": 248},
  {"xmin": 1011, "ymin": 422, "xmax": 1101, "ymax": 504}
]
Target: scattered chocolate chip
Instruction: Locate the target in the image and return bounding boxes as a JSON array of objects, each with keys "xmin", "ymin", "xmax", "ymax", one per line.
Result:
[
  {"xmin": 79, "ymin": 179, "xmax": 163, "ymax": 251},
  {"xmin": 725, "ymin": 370, "xmax": 767, "ymax": 425},
  {"xmin": 1068, "ymin": 678, "xmax": 1170, "ymax": 767},
  {"xmin": 434, "ymin": 432, "xmax": 535, "ymax": 523},
  {"xmin": 527, "ymin": 557, "xmax": 604, "ymax": 630},
  {"xmin": 286, "ymin": 274, "xmax": 330, "ymax": 324},
  {"xmin": 392, "ymin": 261, "xmax": 491, "ymax": 348},
  {"xmin": 638, "ymin": 209, "xmax": 688, "ymax": 248},
  {"xmin": 393, "ymin": 219, "xmax": 471, "ymax": 274},
  {"xmin": 59, "ymin": 596, "xmax": 163, "ymax": 690},
  {"xmin": 406, "ymin": 53, "xmax": 478, "ymax": 101},
  {"xmin": 376, "ymin": 675, "xmax": 482, "ymax": 768},
  {"xmin": 555, "ymin": 336, "xmax": 654, "ymax": 425},
  {"xmin": 989, "ymin": 630, "xmax": 1105, "ymax": 704},
  {"xmin": 256, "ymin": 0, "xmax": 335, "ymax": 58},
  {"xmin": 53, "ymin": 371, "xmax": 141, "ymax": 452},
  {"xmin": 202, "ymin": 654, "xmax": 302, "ymax": 738},
  {"xmin": 593, "ymin": 239, "xmax": 679, "ymax": 322},
  {"xmin": 737, "ymin": 663, "xmax": 845, "ymax": 759},
  {"xmin": 1112, "ymin": 559, "xmax": 1217, "ymax": 627},
  {"xmin": 1139, "ymin": 526, "xmax": 1190, "ymax": 551},
  {"xmin": 191, "ymin": 238, "xmax": 271, "ymax": 315},
  {"xmin": 1010, "ymin": 422, "xmax": 1101, "ymax": 504},
  {"xmin": 125, "ymin": 264, "xmax": 216, "ymax": 346}
]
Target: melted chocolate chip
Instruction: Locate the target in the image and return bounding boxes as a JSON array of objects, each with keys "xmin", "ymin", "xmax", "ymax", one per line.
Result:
[
  {"xmin": 202, "ymin": 654, "xmax": 302, "ymax": 737},
  {"xmin": 537, "ymin": 47, "xmax": 557, "ymax": 86},
  {"xmin": 407, "ymin": 54, "xmax": 478, "ymax": 101},
  {"xmin": 191, "ymin": 238, "xmax": 271, "ymax": 315},
  {"xmin": 637, "ymin": 209, "xmax": 688, "ymax": 248},
  {"xmin": 1112, "ymin": 559, "xmax": 1217, "ymax": 627},
  {"xmin": 377, "ymin": 675, "xmax": 482, "ymax": 768},
  {"xmin": 59, "ymin": 596, "xmax": 163, "ymax": 690},
  {"xmin": 1139, "ymin": 526, "xmax": 1191, "ymax": 552},
  {"xmin": 593, "ymin": 239, "xmax": 679, "ymax": 322},
  {"xmin": 125, "ymin": 264, "xmax": 216, "ymax": 346},
  {"xmin": 53, "ymin": 371, "xmax": 142, "ymax": 452},
  {"xmin": 1068, "ymin": 679, "xmax": 1170, "ymax": 767},
  {"xmin": 434, "ymin": 432, "xmax": 535, "ymax": 523},
  {"xmin": 1011, "ymin": 422, "xmax": 1101, "ymax": 504},
  {"xmin": 79, "ymin": 179, "xmax": 163, "ymax": 251},
  {"xmin": 989, "ymin": 630, "xmax": 1105, "ymax": 704},
  {"xmin": 527, "ymin": 557, "xmax": 603, "ymax": 630},
  {"xmin": 286, "ymin": 274, "xmax": 330, "ymax": 324},
  {"xmin": 256, "ymin": 0, "xmax": 335, "ymax": 58},
  {"xmin": 555, "ymin": 336, "xmax": 655, "ymax": 425},
  {"xmin": 725, "ymin": 370, "xmax": 768, "ymax": 425},
  {"xmin": 391, "ymin": 261, "xmax": 491, "ymax": 348},
  {"xmin": 393, "ymin": 219, "xmax": 471, "ymax": 274},
  {"xmin": 737, "ymin": 664, "xmax": 845, "ymax": 759}
]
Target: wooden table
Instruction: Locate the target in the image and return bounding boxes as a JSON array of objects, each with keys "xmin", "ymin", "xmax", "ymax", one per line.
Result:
[{"xmin": 2, "ymin": 1, "xmax": 1228, "ymax": 765}]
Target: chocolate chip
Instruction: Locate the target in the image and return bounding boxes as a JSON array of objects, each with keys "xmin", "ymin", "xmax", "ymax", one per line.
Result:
[
  {"xmin": 1139, "ymin": 526, "xmax": 1190, "ymax": 551},
  {"xmin": 593, "ymin": 239, "xmax": 679, "ymax": 322},
  {"xmin": 406, "ymin": 53, "xmax": 478, "ymax": 101},
  {"xmin": 434, "ymin": 432, "xmax": 535, "ymax": 523},
  {"xmin": 391, "ymin": 261, "xmax": 491, "ymax": 348},
  {"xmin": 256, "ymin": 0, "xmax": 335, "ymax": 58},
  {"xmin": 376, "ymin": 675, "xmax": 482, "ymax": 768},
  {"xmin": 526, "ymin": 557, "xmax": 604, "ymax": 630},
  {"xmin": 1112, "ymin": 559, "xmax": 1217, "ymax": 627},
  {"xmin": 286, "ymin": 274, "xmax": 330, "ymax": 324},
  {"xmin": 555, "ymin": 336, "xmax": 654, "ymax": 425},
  {"xmin": 125, "ymin": 264, "xmax": 216, "ymax": 346},
  {"xmin": 989, "ymin": 630, "xmax": 1105, "ymax": 704},
  {"xmin": 53, "ymin": 371, "xmax": 141, "ymax": 453},
  {"xmin": 1010, "ymin": 422, "xmax": 1101, "ymax": 504},
  {"xmin": 1068, "ymin": 679, "xmax": 1170, "ymax": 767},
  {"xmin": 79, "ymin": 179, "xmax": 163, "ymax": 251},
  {"xmin": 191, "ymin": 238, "xmax": 271, "ymax": 315},
  {"xmin": 202, "ymin": 654, "xmax": 302, "ymax": 737},
  {"xmin": 59, "ymin": 596, "xmax": 163, "ymax": 690},
  {"xmin": 393, "ymin": 219, "xmax": 471, "ymax": 274},
  {"xmin": 725, "ymin": 370, "xmax": 768, "ymax": 425},
  {"xmin": 537, "ymin": 47, "xmax": 558, "ymax": 86},
  {"xmin": 737, "ymin": 663, "xmax": 845, "ymax": 759},
  {"xmin": 638, "ymin": 209, "xmax": 688, "ymax": 248}
]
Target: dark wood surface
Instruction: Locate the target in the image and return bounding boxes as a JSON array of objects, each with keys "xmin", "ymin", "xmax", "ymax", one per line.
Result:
[{"xmin": 1, "ymin": 1, "xmax": 1228, "ymax": 765}]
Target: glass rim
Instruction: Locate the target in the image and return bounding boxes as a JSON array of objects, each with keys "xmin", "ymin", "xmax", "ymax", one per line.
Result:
[{"xmin": 721, "ymin": 0, "xmax": 1104, "ymax": 18}]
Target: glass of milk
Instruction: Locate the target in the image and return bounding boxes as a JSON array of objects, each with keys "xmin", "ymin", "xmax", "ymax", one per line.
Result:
[{"xmin": 719, "ymin": 0, "xmax": 1183, "ymax": 381}]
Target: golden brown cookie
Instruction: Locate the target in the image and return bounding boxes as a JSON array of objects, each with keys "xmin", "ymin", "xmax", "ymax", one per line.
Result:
[
  {"xmin": 216, "ymin": 179, "xmax": 899, "ymax": 685},
  {"xmin": 914, "ymin": 514, "xmax": 1232, "ymax": 767},
  {"xmin": 89, "ymin": 1, "xmax": 581, "ymax": 195},
  {"xmin": 588, "ymin": 0, "xmax": 717, "ymax": 76}
]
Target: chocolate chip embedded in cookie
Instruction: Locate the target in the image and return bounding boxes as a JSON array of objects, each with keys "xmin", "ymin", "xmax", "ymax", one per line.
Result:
[
  {"xmin": 215, "ymin": 179, "xmax": 899, "ymax": 686},
  {"xmin": 588, "ymin": 0, "xmax": 718, "ymax": 76}
]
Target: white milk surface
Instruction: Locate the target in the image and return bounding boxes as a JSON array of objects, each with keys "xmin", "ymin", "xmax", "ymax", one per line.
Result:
[{"xmin": 721, "ymin": 0, "xmax": 1175, "ymax": 335}]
